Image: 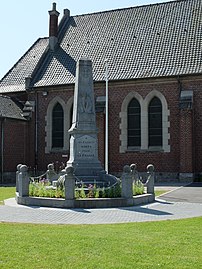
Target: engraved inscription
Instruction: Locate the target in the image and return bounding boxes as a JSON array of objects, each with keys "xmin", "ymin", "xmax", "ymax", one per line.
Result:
[{"xmin": 76, "ymin": 135, "xmax": 96, "ymax": 159}]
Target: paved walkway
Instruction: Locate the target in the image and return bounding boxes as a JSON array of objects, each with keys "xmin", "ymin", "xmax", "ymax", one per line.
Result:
[
  {"xmin": 0, "ymin": 183, "xmax": 201, "ymax": 225},
  {"xmin": 157, "ymin": 182, "xmax": 202, "ymax": 203}
]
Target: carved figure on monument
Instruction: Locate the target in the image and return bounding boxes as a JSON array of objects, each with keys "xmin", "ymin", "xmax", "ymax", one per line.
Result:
[{"xmin": 79, "ymin": 91, "xmax": 92, "ymax": 113}]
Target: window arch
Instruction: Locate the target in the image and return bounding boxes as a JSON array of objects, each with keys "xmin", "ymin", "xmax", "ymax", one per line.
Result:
[
  {"xmin": 45, "ymin": 96, "xmax": 73, "ymax": 153},
  {"xmin": 127, "ymin": 98, "xmax": 141, "ymax": 147},
  {"xmin": 52, "ymin": 103, "xmax": 64, "ymax": 148},
  {"xmin": 120, "ymin": 90, "xmax": 170, "ymax": 153},
  {"xmin": 119, "ymin": 92, "xmax": 143, "ymax": 153},
  {"xmin": 148, "ymin": 97, "xmax": 162, "ymax": 147}
]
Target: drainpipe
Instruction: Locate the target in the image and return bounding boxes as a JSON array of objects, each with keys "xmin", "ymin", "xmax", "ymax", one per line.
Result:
[
  {"xmin": 35, "ymin": 91, "xmax": 38, "ymax": 173},
  {"xmin": 105, "ymin": 59, "xmax": 109, "ymax": 174},
  {"xmin": 0, "ymin": 116, "xmax": 5, "ymax": 184}
]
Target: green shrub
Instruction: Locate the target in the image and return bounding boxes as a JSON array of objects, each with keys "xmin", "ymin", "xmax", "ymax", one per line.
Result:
[
  {"xmin": 29, "ymin": 180, "xmax": 144, "ymax": 199},
  {"xmin": 133, "ymin": 180, "xmax": 145, "ymax": 195},
  {"xmin": 29, "ymin": 180, "xmax": 65, "ymax": 198}
]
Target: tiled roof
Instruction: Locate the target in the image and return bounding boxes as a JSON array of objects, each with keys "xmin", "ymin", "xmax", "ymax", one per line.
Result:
[
  {"xmin": 0, "ymin": 95, "xmax": 26, "ymax": 120},
  {"xmin": 0, "ymin": 0, "xmax": 202, "ymax": 92},
  {"xmin": 0, "ymin": 38, "xmax": 48, "ymax": 92}
]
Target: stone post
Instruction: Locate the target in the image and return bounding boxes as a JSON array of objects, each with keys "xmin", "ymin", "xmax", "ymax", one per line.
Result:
[
  {"xmin": 18, "ymin": 165, "xmax": 29, "ymax": 197},
  {"xmin": 130, "ymin": 163, "xmax": 139, "ymax": 183},
  {"xmin": 16, "ymin": 164, "xmax": 22, "ymax": 192},
  {"xmin": 46, "ymin": 163, "xmax": 58, "ymax": 183},
  {"xmin": 146, "ymin": 164, "xmax": 155, "ymax": 194},
  {"xmin": 121, "ymin": 165, "xmax": 133, "ymax": 198},
  {"xmin": 65, "ymin": 166, "xmax": 75, "ymax": 200}
]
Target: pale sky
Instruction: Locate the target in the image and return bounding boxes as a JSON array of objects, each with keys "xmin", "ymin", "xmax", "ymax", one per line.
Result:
[{"xmin": 0, "ymin": 0, "xmax": 174, "ymax": 79}]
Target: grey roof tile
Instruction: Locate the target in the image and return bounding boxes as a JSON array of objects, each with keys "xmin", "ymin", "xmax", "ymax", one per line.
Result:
[
  {"xmin": 0, "ymin": 38, "xmax": 48, "ymax": 92},
  {"xmin": 0, "ymin": 0, "xmax": 202, "ymax": 92},
  {"xmin": 0, "ymin": 96, "xmax": 26, "ymax": 120}
]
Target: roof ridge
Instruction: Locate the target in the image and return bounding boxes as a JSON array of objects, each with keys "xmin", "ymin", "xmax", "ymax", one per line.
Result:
[
  {"xmin": 71, "ymin": 0, "xmax": 187, "ymax": 17},
  {"xmin": 58, "ymin": 13, "xmax": 71, "ymax": 42},
  {"xmin": 27, "ymin": 39, "xmax": 50, "ymax": 88}
]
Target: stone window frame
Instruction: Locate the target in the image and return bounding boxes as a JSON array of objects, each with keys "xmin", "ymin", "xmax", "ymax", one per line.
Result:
[
  {"xmin": 45, "ymin": 96, "xmax": 73, "ymax": 153},
  {"xmin": 119, "ymin": 90, "xmax": 170, "ymax": 153},
  {"xmin": 119, "ymin": 92, "xmax": 143, "ymax": 153}
]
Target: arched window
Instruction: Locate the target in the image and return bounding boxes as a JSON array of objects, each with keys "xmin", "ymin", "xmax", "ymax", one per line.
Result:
[
  {"xmin": 52, "ymin": 103, "xmax": 64, "ymax": 148},
  {"xmin": 120, "ymin": 91, "xmax": 169, "ymax": 153},
  {"xmin": 148, "ymin": 97, "xmax": 162, "ymax": 147},
  {"xmin": 127, "ymin": 98, "xmax": 141, "ymax": 147},
  {"xmin": 45, "ymin": 96, "xmax": 73, "ymax": 153}
]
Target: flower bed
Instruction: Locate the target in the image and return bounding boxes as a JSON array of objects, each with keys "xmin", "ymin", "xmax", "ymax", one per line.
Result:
[{"xmin": 29, "ymin": 179, "xmax": 145, "ymax": 199}]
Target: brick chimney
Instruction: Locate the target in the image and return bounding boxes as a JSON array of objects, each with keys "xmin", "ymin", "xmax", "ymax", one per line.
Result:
[{"xmin": 48, "ymin": 2, "xmax": 60, "ymax": 50}]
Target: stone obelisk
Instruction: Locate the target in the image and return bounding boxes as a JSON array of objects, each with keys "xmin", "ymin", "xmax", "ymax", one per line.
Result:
[{"xmin": 66, "ymin": 58, "xmax": 103, "ymax": 177}]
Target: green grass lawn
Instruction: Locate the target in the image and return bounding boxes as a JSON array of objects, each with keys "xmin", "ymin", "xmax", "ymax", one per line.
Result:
[
  {"xmin": 0, "ymin": 218, "xmax": 201, "ymax": 269},
  {"xmin": 0, "ymin": 187, "xmax": 15, "ymax": 205},
  {"xmin": 0, "ymin": 187, "xmax": 201, "ymax": 268},
  {"xmin": 155, "ymin": 189, "xmax": 168, "ymax": 197}
]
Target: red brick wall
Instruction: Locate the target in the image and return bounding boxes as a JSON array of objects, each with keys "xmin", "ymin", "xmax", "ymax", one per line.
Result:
[
  {"xmin": 179, "ymin": 109, "xmax": 193, "ymax": 173},
  {"xmin": 95, "ymin": 80, "xmax": 181, "ymax": 174},
  {"xmin": 2, "ymin": 119, "xmax": 29, "ymax": 172},
  {"xmin": 29, "ymin": 79, "xmax": 183, "ymax": 176},
  {"xmin": 96, "ymin": 112, "xmax": 105, "ymax": 167},
  {"xmin": 23, "ymin": 76, "xmax": 202, "ymax": 177},
  {"xmin": 35, "ymin": 89, "xmax": 74, "ymax": 171},
  {"xmin": 182, "ymin": 78, "xmax": 202, "ymax": 174}
]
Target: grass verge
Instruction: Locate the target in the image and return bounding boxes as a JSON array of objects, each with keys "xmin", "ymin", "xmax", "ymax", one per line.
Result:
[
  {"xmin": 0, "ymin": 187, "xmax": 201, "ymax": 268},
  {"xmin": 0, "ymin": 218, "xmax": 201, "ymax": 269},
  {"xmin": 0, "ymin": 187, "xmax": 15, "ymax": 205},
  {"xmin": 155, "ymin": 189, "xmax": 169, "ymax": 197}
]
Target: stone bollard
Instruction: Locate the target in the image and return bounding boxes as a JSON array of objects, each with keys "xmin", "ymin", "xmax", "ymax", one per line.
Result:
[
  {"xmin": 130, "ymin": 163, "xmax": 139, "ymax": 183},
  {"xmin": 18, "ymin": 165, "xmax": 29, "ymax": 197},
  {"xmin": 121, "ymin": 165, "xmax": 133, "ymax": 199},
  {"xmin": 55, "ymin": 169, "xmax": 66, "ymax": 189},
  {"xmin": 46, "ymin": 163, "xmax": 58, "ymax": 183},
  {"xmin": 65, "ymin": 166, "xmax": 75, "ymax": 200},
  {"xmin": 146, "ymin": 164, "xmax": 155, "ymax": 194},
  {"xmin": 16, "ymin": 164, "xmax": 22, "ymax": 192}
]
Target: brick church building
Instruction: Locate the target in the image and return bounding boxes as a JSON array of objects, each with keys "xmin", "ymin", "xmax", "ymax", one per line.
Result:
[{"xmin": 0, "ymin": 0, "xmax": 201, "ymax": 182}]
